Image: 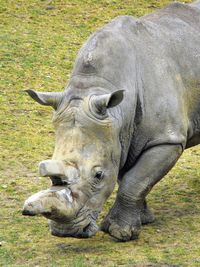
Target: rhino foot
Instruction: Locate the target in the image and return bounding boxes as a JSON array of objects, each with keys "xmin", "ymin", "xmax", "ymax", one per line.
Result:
[
  {"xmin": 100, "ymin": 198, "xmax": 156, "ymax": 241},
  {"xmin": 101, "ymin": 216, "xmax": 141, "ymax": 241},
  {"xmin": 101, "ymin": 201, "xmax": 142, "ymax": 242},
  {"xmin": 101, "ymin": 200, "xmax": 154, "ymax": 241},
  {"xmin": 140, "ymin": 200, "xmax": 155, "ymax": 225}
]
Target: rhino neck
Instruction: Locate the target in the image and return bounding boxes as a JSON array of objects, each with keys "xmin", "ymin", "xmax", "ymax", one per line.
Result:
[{"xmin": 70, "ymin": 21, "xmax": 138, "ymax": 90}]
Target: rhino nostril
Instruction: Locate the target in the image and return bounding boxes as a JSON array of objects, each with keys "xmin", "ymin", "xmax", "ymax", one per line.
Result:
[
  {"xmin": 50, "ymin": 176, "xmax": 68, "ymax": 186},
  {"xmin": 22, "ymin": 209, "xmax": 36, "ymax": 216},
  {"xmin": 51, "ymin": 176, "xmax": 63, "ymax": 186}
]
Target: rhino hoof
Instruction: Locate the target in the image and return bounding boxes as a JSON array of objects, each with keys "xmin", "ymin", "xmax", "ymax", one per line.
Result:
[
  {"xmin": 101, "ymin": 218, "xmax": 140, "ymax": 242},
  {"xmin": 141, "ymin": 209, "xmax": 155, "ymax": 225}
]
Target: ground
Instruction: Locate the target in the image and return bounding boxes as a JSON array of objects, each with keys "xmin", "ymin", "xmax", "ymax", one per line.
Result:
[{"xmin": 0, "ymin": 0, "xmax": 199, "ymax": 266}]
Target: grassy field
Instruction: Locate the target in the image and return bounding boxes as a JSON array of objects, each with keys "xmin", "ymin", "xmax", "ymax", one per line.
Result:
[{"xmin": 1, "ymin": 0, "xmax": 200, "ymax": 266}]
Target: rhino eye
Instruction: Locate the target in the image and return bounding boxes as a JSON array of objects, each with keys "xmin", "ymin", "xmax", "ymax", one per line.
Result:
[{"xmin": 94, "ymin": 171, "xmax": 104, "ymax": 180}]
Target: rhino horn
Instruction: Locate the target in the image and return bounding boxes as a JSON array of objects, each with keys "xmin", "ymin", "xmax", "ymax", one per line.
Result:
[
  {"xmin": 25, "ymin": 89, "xmax": 64, "ymax": 109},
  {"xmin": 91, "ymin": 89, "xmax": 124, "ymax": 115},
  {"xmin": 39, "ymin": 160, "xmax": 66, "ymax": 177},
  {"xmin": 22, "ymin": 188, "xmax": 75, "ymax": 220}
]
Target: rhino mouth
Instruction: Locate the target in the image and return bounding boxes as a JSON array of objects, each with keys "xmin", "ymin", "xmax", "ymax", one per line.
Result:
[
  {"xmin": 48, "ymin": 180, "xmax": 100, "ymax": 238},
  {"xmin": 49, "ymin": 209, "xmax": 99, "ymax": 238}
]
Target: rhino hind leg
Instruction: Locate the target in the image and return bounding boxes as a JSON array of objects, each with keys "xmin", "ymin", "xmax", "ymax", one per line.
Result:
[{"xmin": 101, "ymin": 144, "xmax": 183, "ymax": 241}]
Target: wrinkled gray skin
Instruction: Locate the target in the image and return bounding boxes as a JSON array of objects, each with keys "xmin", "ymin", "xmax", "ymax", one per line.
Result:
[{"xmin": 23, "ymin": 1, "xmax": 200, "ymax": 241}]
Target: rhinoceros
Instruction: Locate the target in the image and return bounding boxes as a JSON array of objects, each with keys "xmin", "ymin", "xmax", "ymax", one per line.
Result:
[{"xmin": 22, "ymin": 1, "xmax": 200, "ymax": 241}]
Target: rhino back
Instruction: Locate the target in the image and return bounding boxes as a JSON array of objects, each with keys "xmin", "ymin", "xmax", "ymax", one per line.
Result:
[{"xmin": 139, "ymin": 2, "xmax": 200, "ymax": 146}]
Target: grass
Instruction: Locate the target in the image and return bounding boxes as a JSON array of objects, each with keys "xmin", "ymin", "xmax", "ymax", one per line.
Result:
[{"xmin": 0, "ymin": 0, "xmax": 199, "ymax": 266}]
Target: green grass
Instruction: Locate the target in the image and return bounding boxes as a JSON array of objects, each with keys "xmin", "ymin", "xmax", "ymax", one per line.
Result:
[{"xmin": 1, "ymin": 0, "xmax": 199, "ymax": 266}]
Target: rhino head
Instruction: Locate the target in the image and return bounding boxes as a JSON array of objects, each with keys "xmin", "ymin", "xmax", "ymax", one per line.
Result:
[{"xmin": 22, "ymin": 88, "xmax": 124, "ymax": 238}]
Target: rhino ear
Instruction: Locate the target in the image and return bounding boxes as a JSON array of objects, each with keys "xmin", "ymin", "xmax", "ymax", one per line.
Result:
[
  {"xmin": 104, "ymin": 89, "xmax": 124, "ymax": 108},
  {"xmin": 90, "ymin": 90, "xmax": 124, "ymax": 116},
  {"xmin": 25, "ymin": 89, "xmax": 64, "ymax": 110}
]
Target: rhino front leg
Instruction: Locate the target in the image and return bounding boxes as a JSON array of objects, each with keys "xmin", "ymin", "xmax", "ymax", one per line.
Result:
[{"xmin": 101, "ymin": 144, "xmax": 183, "ymax": 241}]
